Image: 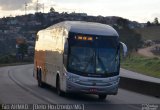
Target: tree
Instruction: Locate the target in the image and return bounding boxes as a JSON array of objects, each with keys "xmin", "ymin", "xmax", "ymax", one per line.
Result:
[
  {"xmin": 50, "ymin": 7, "xmax": 55, "ymax": 13},
  {"xmin": 146, "ymin": 21, "xmax": 151, "ymax": 27},
  {"xmin": 18, "ymin": 43, "xmax": 28, "ymax": 60},
  {"xmin": 113, "ymin": 26, "xmax": 143, "ymax": 53},
  {"xmin": 153, "ymin": 17, "xmax": 159, "ymax": 25},
  {"xmin": 35, "ymin": 13, "xmax": 44, "ymax": 23},
  {"xmin": 116, "ymin": 18, "xmax": 129, "ymax": 28}
]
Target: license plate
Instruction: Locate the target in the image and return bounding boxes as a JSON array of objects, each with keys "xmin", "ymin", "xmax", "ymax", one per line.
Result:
[{"xmin": 89, "ymin": 88, "xmax": 97, "ymax": 93}]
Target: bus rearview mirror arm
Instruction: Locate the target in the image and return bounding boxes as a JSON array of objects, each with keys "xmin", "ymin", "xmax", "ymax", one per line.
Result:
[{"xmin": 120, "ymin": 42, "xmax": 127, "ymax": 57}]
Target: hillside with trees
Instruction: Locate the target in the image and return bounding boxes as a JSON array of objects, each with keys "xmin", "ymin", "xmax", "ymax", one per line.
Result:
[
  {"xmin": 0, "ymin": 10, "xmax": 144, "ymax": 55},
  {"xmin": 135, "ymin": 26, "xmax": 160, "ymax": 40},
  {"xmin": 0, "ymin": 8, "xmax": 154, "ymax": 64},
  {"xmin": 136, "ymin": 17, "xmax": 160, "ymax": 40},
  {"xmin": 113, "ymin": 18, "xmax": 143, "ymax": 53}
]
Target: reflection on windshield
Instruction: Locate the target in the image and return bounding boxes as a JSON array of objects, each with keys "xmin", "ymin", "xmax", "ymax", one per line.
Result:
[
  {"xmin": 68, "ymin": 36, "xmax": 119, "ymax": 75},
  {"xmin": 68, "ymin": 47, "xmax": 95, "ymax": 73},
  {"xmin": 96, "ymin": 48, "xmax": 118, "ymax": 73},
  {"xmin": 68, "ymin": 47, "xmax": 119, "ymax": 74}
]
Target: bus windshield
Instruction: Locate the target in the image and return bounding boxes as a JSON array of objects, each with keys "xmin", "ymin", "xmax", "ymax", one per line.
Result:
[{"xmin": 68, "ymin": 34, "xmax": 119, "ymax": 77}]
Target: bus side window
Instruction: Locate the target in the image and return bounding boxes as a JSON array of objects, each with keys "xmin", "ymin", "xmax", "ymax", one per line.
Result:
[{"xmin": 63, "ymin": 39, "xmax": 68, "ymax": 68}]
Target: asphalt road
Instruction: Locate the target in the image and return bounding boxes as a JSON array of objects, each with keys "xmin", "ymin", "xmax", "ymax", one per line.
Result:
[{"xmin": 0, "ymin": 64, "xmax": 160, "ymax": 110}]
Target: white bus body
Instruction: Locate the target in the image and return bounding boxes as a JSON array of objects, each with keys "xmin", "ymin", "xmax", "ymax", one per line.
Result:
[{"xmin": 34, "ymin": 21, "xmax": 127, "ymax": 100}]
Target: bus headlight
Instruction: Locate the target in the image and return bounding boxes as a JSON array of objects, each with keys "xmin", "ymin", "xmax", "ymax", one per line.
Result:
[{"xmin": 67, "ymin": 75, "xmax": 80, "ymax": 83}]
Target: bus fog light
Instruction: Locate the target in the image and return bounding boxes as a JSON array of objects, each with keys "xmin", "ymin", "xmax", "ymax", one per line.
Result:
[{"xmin": 71, "ymin": 78, "xmax": 80, "ymax": 82}]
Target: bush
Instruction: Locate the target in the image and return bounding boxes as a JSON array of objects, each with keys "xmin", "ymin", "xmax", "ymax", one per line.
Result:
[
  {"xmin": 0, "ymin": 55, "xmax": 18, "ymax": 64},
  {"xmin": 0, "ymin": 54, "xmax": 34, "ymax": 65},
  {"xmin": 121, "ymin": 55, "xmax": 160, "ymax": 78}
]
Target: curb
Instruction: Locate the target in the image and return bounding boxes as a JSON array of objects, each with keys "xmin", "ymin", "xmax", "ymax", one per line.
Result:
[{"xmin": 119, "ymin": 76, "xmax": 160, "ymax": 97}]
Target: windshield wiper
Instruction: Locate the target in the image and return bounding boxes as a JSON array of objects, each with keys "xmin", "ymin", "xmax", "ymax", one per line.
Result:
[
  {"xmin": 97, "ymin": 54, "xmax": 107, "ymax": 73},
  {"xmin": 83, "ymin": 53, "xmax": 95, "ymax": 72}
]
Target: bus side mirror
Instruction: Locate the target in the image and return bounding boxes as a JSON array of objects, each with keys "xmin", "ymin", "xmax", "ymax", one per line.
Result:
[
  {"xmin": 120, "ymin": 42, "xmax": 127, "ymax": 57},
  {"xmin": 36, "ymin": 35, "xmax": 39, "ymax": 41}
]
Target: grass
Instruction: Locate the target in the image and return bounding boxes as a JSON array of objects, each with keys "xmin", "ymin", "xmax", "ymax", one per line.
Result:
[
  {"xmin": 135, "ymin": 26, "xmax": 160, "ymax": 40},
  {"xmin": 121, "ymin": 54, "xmax": 160, "ymax": 78}
]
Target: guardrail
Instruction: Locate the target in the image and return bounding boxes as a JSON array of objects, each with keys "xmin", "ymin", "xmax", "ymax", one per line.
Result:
[{"xmin": 119, "ymin": 76, "xmax": 160, "ymax": 97}]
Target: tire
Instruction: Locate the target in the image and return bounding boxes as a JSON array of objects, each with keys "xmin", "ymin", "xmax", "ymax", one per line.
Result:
[
  {"xmin": 56, "ymin": 76, "xmax": 64, "ymax": 96},
  {"xmin": 98, "ymin": 94, "xmax": 107, "ymax": 100},
  {"xmin": 37, "ymin": 68, "xmax": 45, "ymax": 88}
]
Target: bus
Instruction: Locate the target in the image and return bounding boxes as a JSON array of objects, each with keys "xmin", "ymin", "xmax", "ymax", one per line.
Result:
[{"xmin": 34, "ymin": 21, "xmax": 127, "ymax": 100}]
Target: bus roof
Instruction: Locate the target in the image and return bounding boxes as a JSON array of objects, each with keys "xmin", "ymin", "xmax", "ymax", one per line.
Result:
[{"xmin": 47, "ymin": 21, "xmax": 119, "ymax": 36}]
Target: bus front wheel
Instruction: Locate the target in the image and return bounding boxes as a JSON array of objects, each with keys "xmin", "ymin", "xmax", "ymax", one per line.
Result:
[
  {"xmin": 98, "ymin": 94, "xmax": 107, "ymax": 100},
  {"xmin": 56, "ymin": 76, "xmax": 64, "ymax": 96}
]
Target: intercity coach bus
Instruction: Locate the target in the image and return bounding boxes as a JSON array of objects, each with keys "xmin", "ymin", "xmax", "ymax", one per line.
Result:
[{"xmin": 34, "ymin": 21, "xmax": 127, "ymax": 100}]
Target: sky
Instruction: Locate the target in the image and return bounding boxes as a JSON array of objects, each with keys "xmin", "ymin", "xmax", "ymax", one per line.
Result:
[{"xmin": 0, "ymin": 0, "xmax": 160, "ymax": 23}]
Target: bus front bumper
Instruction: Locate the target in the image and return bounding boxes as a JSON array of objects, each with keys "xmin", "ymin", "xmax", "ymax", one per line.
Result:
[{"xmin": 66, "ymin": 76, "xmax": 119, "ymax": 95}]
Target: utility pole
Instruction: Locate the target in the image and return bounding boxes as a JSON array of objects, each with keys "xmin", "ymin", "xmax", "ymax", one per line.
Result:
[
  {"xmin": 43, "ymin": 3, "xmax": 44, "ymax": 13},
  {"xmin": 25, "ymin": 2, "xmax": 27, "ymax": 15},
  {"xmin": 36, "ymin": 0, "xmax": 39, "ymax": 13}
]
